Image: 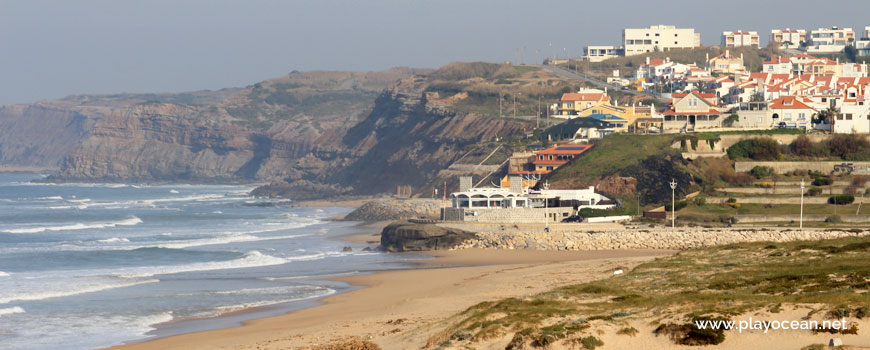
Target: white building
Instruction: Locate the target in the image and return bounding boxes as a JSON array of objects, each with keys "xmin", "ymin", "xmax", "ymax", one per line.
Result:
[
  {"xmin": 807, "ymin": 27, "xmax": 855, "ymax": 53},
  {"xmin": 583, "ymin": 45, "xmax": 623, "ymax": 62},
  {"xmin": 722, "ymin": 30, "xmax": 759, "ymax": 48},
  {"xmin": 770, "ymin": 29, "xmax": 806, "ymax": 49},
  {"xmin": 623, "ymin": 25, "xmax": 700, "ymax": 56},
  {"xmin": 449, "ymin": 179, "xmax": 613, "ymax": 210},
  {"xmin": 833, "ymin": 103, "xmax": 870, "ymax": 133}
]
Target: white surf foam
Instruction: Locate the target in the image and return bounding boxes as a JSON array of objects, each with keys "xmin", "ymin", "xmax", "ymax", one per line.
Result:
[
  {"xmin": 0, "ymin": 306, "xmax": 25, "ymax": 316},
  {"xmin": 0, "ymin": 216, "xmax": 143, "ymax": 234},
  {"xmin": 116, "ymin": 250, "xmax": 288, "ymax": 279},
  {"xmin": 37, "ymin": 196, "xmax": 63, "ymax": 200},
  {"xmin": 0, "ymin": 271, "xmax": 9, "ymax": 277},
  {"xmin": 97, "ymin": 237, "xmax": 130, "ymax": 243},
  {"xmin": 0, "ymin": 277, "xmax": 159, "ymax": 304},
  {"xmin": 169, "ymin": 189, "xmax": 179, "ymax": 194}
]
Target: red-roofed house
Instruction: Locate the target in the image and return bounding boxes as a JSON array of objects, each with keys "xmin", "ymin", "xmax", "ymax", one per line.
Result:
[
  {"xmin": 554, "ymin": 89, "xmax": 609, "ymax": 116},
  {"xmin": 769, "ymin": 96, "xmax": 816, "ymax": 129},
  {"xmin": 663, "ymin": 91, "xmax": 725, "ymax": 132},
  {"xmin": 532, "ymin": 145, "xmax": 593, "ymax": 173}
]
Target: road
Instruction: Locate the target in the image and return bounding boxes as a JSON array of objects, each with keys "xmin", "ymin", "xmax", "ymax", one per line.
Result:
[{"xmin": 534, "ymin": 64, "xmax": 669, "ymax": 103}]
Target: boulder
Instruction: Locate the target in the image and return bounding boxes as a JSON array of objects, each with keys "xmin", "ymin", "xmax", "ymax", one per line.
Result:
[{"xmin": 380, "ymin": 221, "xmax": 476, "ymax": 252}]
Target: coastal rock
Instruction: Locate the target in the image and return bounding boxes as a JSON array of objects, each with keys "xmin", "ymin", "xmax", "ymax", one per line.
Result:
[
  {"xmin": 444, "ymin": 223, "xmax": 870, "ymax": 252},
  {"xmin": 380, "ymin": 221, "xmax": 476, "ymax": 252},
  {"xmin": 344, "ymin": 198, "xmax": 449, "ymax": 222}
]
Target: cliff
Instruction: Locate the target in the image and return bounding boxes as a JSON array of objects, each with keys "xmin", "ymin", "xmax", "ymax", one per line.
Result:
[{"xmin": 11, "ymin": 63, "xmax": 553, "ymax": 199}]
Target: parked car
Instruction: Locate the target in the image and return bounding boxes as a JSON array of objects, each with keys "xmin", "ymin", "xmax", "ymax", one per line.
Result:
[{"xmin": 561, "ymin": 215, "xmax": 583, "ymax": 223}]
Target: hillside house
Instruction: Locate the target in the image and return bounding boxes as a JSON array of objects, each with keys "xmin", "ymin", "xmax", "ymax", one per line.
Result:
[{"xmin": 663, "ymin": 91, "xmax": 725, "ymax": 132}]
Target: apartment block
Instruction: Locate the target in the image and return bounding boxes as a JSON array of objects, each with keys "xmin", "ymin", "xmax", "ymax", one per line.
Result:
[
  {"xmin": 582, "ymin": 45, "xmax": 623, "ymax": 62},
  {"xmin": 722, "ymin": 30, "xmax": 759, "ymax": 48},
  {"xmin": 807, "ymin": 26, "xmax": 855, "ymax": 53},
  {"xmin": 623, "ymin": 25, "xmax": 700, "ymax": 56},
  {"xmin": 770, "ymin": 28, "xmax": 806, "ymax": 49}
]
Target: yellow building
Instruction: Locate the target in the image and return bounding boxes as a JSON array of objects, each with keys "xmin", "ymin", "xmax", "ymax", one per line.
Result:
[
  {"xmin": 554, "ymin": 89, "xmax": 609, "ymax": 116},
  {"xmin": 573, "ymin": 102, "xmax": 656, "ymax": 132}
]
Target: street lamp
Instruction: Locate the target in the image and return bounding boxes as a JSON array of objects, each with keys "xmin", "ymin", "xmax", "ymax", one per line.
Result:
[
  {"xmin": 800, "ymin": 179, "xmax": 805, "ymax": 230},
  {"xmin": 669, "ymin": 179, "xmax": 677, "ymax": 229}
]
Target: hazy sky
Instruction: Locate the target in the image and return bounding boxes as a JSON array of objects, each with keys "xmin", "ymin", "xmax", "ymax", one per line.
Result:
[{"xmin": 2, "ymin": 0, "xmax": 869, "ymax": 104}]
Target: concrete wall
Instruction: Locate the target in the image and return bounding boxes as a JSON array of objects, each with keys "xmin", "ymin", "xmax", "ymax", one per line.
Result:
[
  {"xmin": 735, "ymin": 161, "xmax": 870, "ymax": 174},
  {"xmin": 460, "ymin": 207, "xmax": 575, "ymax": 223}
]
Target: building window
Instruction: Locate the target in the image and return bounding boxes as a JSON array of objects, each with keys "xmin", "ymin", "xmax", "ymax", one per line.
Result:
[
  {"xmin": 655, "ymin": 33, "xmax": 660, "ymax": 37},
  {"xmin": 846, "ymin": 114, "xmax": 853, "ymax": 120}
]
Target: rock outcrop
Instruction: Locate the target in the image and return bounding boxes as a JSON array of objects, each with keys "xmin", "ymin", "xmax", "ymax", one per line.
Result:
[
  {"xmin": 380, "ymin": 221, "xmax": 476, "ymax": 252},
  {"xmin": 343, "ymin": 198, "xmax": 449, "ymax": 222}
]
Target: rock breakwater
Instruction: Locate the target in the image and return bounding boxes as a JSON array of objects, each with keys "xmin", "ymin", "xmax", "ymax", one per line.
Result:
[{"xmin": 442, "ymin": 223, "xmax": 870, "ymax": 250}]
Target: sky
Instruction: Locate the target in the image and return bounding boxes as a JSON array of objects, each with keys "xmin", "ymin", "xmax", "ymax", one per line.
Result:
[{"xmin": 2, "ymin": 0, "xmax": 869, "ymax": 104}]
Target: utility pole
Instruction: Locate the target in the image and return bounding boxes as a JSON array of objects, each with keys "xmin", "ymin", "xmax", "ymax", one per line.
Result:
[
  {"xmin": 443, "ymin": 181, "xmax": 447, "ymax": 201},
  {"xmin": 537, "ymin": 96, "xmax": 541, "ymax": 122},
  {"xmin": 513, "ymin": 93, "xmax": 517, "ymax": 119},
  {"xmin": 536, "ymin": 49, "xmax": 540, "ymax": 65},
  {"xmin": 671, "ymin": 183, "xmax": 676, "ymax": 229},
  {"xmin": 800, "ymin": 179, "xmax": 805, "ymax": 230},
  {"xmin": 499, "ymin": 91, "xmax": 503, "ymax": 117}
]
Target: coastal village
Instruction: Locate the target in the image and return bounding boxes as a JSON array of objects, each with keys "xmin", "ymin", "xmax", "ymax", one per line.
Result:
[
  {"xmin": 11, "ymin": 6, "xmax": 870, "ymax": 349},
  {"xmin": 416, "ymin": 24, "xmax": 870, "ymax": 231}
]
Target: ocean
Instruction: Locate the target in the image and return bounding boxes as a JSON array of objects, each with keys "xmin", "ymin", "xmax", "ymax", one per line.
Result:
[{"xmin": 0, "ymin": 172, "xmax": 420, "ymax": 350}]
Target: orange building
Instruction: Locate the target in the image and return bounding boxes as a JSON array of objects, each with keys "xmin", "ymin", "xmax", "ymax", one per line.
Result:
[{"xmin": 532, "ymin": 145, "xmax": 593, "ymax": 172}]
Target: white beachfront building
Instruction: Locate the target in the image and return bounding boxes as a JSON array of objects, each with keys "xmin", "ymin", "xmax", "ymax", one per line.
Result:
[{"xmin": 448, "ymin": 176, "xmax": 614, "ymax": 210}]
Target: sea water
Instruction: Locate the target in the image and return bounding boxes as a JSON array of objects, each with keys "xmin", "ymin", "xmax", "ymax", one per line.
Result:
[{"xmin": 0, "ymin": 172, "xmax": 418, "ymax": 350}]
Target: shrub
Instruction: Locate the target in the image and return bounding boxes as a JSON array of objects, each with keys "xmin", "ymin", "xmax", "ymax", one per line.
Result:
[
  {"xmin": 674, "ymin": 200, "xmax": 688, "ymax": 211},
  {"xmin": 617, "ymin": 327, "xmax": 639, "ymax": 336},
  {"xmin": 727, "ymin": 137, "xmax": 780, "ymax": 160},
  {"xmin": 580, "ymin": 336, "xmax": 604, "ymax": 349},
  {"xmin": 749, "ymin": 166, "xmax": 774, "ymax": 179},
  {"xmin": 727, "ymin": 197, "xmax": 737, "ymax": 203},
  {"xmin": 845, "ymin": 186, "xmax": 859, "ymax": 195},
  {"xmin": 812, "ymin": 177, "xmax": 832, "ymax": 186},
  {"xmin": 828, "ymin": 134, "xmax": 870, "ymax": 159},
  {"xmin": 728, "ymin": 202, "xmax": 741, "ymax": 209},
  {"xmin": 853, "ymin": 176, "xmax": 869, "ymax": 187},
  {"xmin": 789, "ymin": 135, "xmax": 813, "ymax": 156},
  {"xmin": 829, "ymin": 194, "xmax": 855, "ymax": 205},
  {"xmin": 806, "ymin": 187, "xmax": 823, "ymax": 196},
  {"xmin": 693, "ymin": 197, "xmax": 706, "ymax": 206},
  {"xmin": 755, "ymin": 182, "xmax": 774, "ymax": 188},
  {"xmin": 826, "ymin": 215, "xmax": 843, "ymax": 223}
]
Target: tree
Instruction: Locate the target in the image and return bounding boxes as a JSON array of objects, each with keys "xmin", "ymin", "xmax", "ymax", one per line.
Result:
[
  {"xmin": 816, "ymin": 106, "xmax": 839, "ymax": 124},
  {"xmin": 845, "ymin": 45, "xmax": 858, "ymax": 63}
]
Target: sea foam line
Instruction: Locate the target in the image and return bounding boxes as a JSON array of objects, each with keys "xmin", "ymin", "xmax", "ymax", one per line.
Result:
[
  {"xmin": 0, "ymin": 216, "xmax": 143, "ymax": 234},
  {"xmin": 0, "ymin": 306, "xmax": 25, "ymax": 316}
]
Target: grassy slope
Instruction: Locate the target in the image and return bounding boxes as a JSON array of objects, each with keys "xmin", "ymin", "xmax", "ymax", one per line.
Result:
[
  {"xmin": 546, "ymin": 134, "xmax": 679, "ymax": 189},
  {"xmin": 431, "ymin": 235, "xmax": 870, "ymax": 347}
]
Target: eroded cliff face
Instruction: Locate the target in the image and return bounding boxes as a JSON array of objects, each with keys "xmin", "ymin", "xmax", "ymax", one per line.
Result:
[
  {"xmin": 0, "ymin": 105, "xmax": 99, "ymax": 169},
  {"xmin": 51, "ymin": 103, "xmax": 258, "ymax": 182},
  {"xmin": 328, "ymin": 80, "xmax": 530, "ymax": 194},
  {"xmin": 35, "ymin": 67, "xmax": 533, "ymax": 199}
]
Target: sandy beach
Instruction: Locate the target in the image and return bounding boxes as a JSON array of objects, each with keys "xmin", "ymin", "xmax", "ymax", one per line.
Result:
[{"xmin": 110, "ymin": 247, "xmax": 672, "ymax": 350}]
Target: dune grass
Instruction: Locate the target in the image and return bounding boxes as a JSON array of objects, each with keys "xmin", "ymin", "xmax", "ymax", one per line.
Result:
[{"xmin": 430, "ymin": 235, "xmax": 870, "ymax": 348}]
